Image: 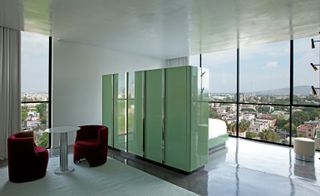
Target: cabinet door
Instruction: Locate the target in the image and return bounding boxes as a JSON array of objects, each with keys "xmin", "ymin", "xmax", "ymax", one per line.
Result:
[
  {"xmin": 102, "ymin": 74, "xmax": 114, "ymax": 147},
  {"xmin": 128, "ymin": 71, "xmax": 144, "ymax": 156},
  {"xmin": 114, "ymin": 73, "xmax": 127, "ymax": 151},
  {"xmin": 190, "ymin": 67, "xmax": 208, "ymax": 171},
  {"xmin": 165, "ymin": 66, "xmax": 189, "ymax": 171},
  {"xmin": 144, "ymin": 69, "xmax": 164, "ymax": 163}
]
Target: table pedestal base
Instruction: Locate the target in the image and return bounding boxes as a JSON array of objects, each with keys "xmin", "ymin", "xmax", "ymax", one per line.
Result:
[{"xmin": 55, "ymin": 167, "xmax": 75, "ymax": 175}]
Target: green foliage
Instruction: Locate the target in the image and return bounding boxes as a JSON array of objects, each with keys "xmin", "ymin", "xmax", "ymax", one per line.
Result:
[
  {"xmin": 292, "ymin": 111, "xmax": 309, "ymax": 126},
  {"xmin": 258, "ymin": 129, "xmax": 280, "ymax": 142},
  {"xmin": 246, "ymin": 131, "xmax": 257, "ymax": 139},
  {"xmin": 37, "ymin": 132, "xmax": 49, "ymax": 147},
  {"xmin": 257, "ymin": 106, "xmax": 270, "ymax": 113},
  {"xmin": 275, "ymin": 118, "xmax": 288, "ymax": 130},
  {"xmin": 227, "ymin": 122, "xmax": 237, "ymax": 133},
  {"xmin": 21, "ymin": 106, "xmax": 28, "ymax": 121},
  {"xmin": 22, "ymin": 96, "xmax": 28, "ymax": 102},
  {"xmin": 36, "ymin": 103, "xmax": 48, "ymax": 125},
  {"xmin": 36, "ymin": 103, "xmax": 47, "ymax": 115},
  {"xmin": 239, "ymin": 120, "xmax": 250, "ymax": 133},
  {"xmin": 301, "ymin": 107, "xmax": 320, "ymax": 120},
  {"xmin": 209, "ymin": 107, "xmax": 220, "ymax": 119},
  {"xmin": 241, "ymin": 108, "xmax": 255, "ymax": 112}
]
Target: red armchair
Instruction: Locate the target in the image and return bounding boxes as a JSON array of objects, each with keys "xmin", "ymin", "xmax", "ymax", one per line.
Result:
[
  {"xmin": 7, "ymin": 131, "xmax": 49, "ymax": 183},
  {"xmin": 73, "ymin": 125, "xmax": 108, "ymax": 167}
]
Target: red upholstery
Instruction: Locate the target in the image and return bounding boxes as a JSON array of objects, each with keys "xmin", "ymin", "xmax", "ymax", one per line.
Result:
[
  {"xmin": 73, "ymin": 125, "xmax": 108, "ymax": 167},
  {"xmin": 7, "ymin": 131, "xmax": 49, "ymax": 183}
]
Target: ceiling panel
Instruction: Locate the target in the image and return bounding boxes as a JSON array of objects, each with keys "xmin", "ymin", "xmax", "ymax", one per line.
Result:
[{"xmin": 1, "ymin": 0, "xmax": 320, "ymax": 58}]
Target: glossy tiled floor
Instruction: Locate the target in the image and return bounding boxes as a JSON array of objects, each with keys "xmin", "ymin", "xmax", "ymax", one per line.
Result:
[
  {"xmin": 1, "ymin": 138, "xmax": 319, "ymax": 196},
  {"xmin": 110, "ymin": 137, "xmax": 320, "ymax": 196}
]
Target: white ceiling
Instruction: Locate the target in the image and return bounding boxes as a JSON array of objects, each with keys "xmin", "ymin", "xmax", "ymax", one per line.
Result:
[{"xmin": 1, "ymin": 0, "xmax": 320, "ymax": 59}]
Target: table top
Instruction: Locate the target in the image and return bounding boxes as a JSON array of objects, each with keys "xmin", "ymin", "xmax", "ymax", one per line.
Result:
[{"xmin": 47, "ymin": 126, "xmax": 80, "ymax": 133}]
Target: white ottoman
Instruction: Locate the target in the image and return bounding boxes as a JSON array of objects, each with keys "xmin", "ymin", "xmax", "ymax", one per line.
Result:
[{"xmin": 293, "ymin": 137, "xmax": 315, "ymax": 162}]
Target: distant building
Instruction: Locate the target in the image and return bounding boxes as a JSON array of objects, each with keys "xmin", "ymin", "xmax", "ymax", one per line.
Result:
[
  {"xmin": 242, "ymin": 113, "xmax": 255, "ymax": 122},
  {"xmin": 249, "ymin": 121, "xmax": 269, "ymax": 132},
  {"xmin": 256, "ymin": 118, "xmax": 276, "ymax": 128},
  {"xmin": 297, "ymin": 124, "xmax": 316, "ymax": 139}
]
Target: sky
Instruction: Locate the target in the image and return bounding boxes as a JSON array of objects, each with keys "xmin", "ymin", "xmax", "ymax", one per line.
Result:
[
  {"xmin": 21, "ymin": 31, "xmax": 49, "ymax": 93},
  {"xmin": 191, "ymin": 35, "xmax": 320, "ymax": 94},
  {"xmin": 21, "ymin": 31, "xmax": 319, "ymax": 95}
]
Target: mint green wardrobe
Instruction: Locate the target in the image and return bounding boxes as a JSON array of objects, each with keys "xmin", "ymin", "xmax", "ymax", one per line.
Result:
[
  {"xmin": 165, "ymin": 66, "xmax": 208, "ymax": 172},
  {"xmin": 102, "ymin": 66, "xmax": 208, "ymax": 172},
  {"xmin": 144, "ymin": 69, "xmax": 164, "ymax": 163}
]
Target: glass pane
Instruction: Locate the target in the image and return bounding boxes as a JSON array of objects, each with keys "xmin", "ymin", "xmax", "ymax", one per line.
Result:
[
  {"xmin": 127, "ymin": 100, "xmax": 136, "ymax": 152},
  {"xmin": 128, "ymin": 72, "xmax": 135, "ymax": 99},
  {"xmin": 115, "ymin": 100, "xmax": 126, "ymax": 151},
  {"xmin": 239, "ymin": 104, "xmax": 289, "ymax": 144},
  {"xmin": 209, "ymin": 103, "xmax": 237, "ymax": 137},
  {"xmin": 118, "ymin": 73, "xmax": 126, "ymax": 99},
  {"xmin": 240, "ymin": 41, "xmax": 290, "ymax": 104},
  {"xmin": 291, "ymin": 107, "xmax": 320, "ymax": 143},
  {"xmin": 293, "ymin": 36, "xmax": 320, "ymax": 105},
  {"xmin": 21, "ymin": 103, "xmax": 49, "ymax": 147},
  {"xmin": 21, "ymin": 32, "xmax": 49, "ymax": 101},
  {"xmin": 203, "ymin": 49, "xmax": 237, "ymax": 102}
]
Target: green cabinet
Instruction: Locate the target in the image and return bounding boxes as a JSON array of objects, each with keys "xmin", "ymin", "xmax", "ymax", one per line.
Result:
[
  {"xmin": 102, "ymin": 66, "xmax": 208, "ymax": 172},
  {"xmin": 165, "ymin": 66, "xmax": 189, "ymax": 170},
  {"xmin": 144, "ymin": 69, "xmax": 164, "ymax": 163},
  {"xmin": 165, "ymin": 66, "xmax": 208, "ymax": 172}
]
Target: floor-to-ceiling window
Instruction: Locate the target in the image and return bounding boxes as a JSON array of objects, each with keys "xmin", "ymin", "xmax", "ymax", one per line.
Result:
[
  {"xmin": 191, "ymin": 34, "xmax": 320, "ymax": 149},
  {"xmin": 21, "ymin": 32, "xmax": 51, "ymax": 147},
  {"xmin": 240, "ymin": 41, "xmax": 290, "ymax": 144},
  {"xmin": 293, "ymin": 36, "xmax": 320, "ymax": 150},
  {"xmin": 201, "ymin": 49, "xmax": 238, "ymax": 136}
]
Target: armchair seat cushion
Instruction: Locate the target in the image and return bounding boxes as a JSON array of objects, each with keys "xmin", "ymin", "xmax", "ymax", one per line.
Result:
[{"xmin": 75, "ymin": 139, "xmax": 98, "ymax": 149}]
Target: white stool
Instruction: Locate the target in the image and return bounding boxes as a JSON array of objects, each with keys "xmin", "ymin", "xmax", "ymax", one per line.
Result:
[{"xmin": 293, "ymin": 137, "xmax": 315, "ymax": 162}]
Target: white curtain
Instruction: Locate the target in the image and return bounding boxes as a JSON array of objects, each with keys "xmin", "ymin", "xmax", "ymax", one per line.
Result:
[{"xmin": 0, "ymin": 26, "xmax": 21, "ymax": 160}]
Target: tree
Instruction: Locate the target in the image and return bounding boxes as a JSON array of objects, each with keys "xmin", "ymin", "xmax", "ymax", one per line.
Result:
[
  {"xmin": 209, "ymin": 107, "xmax": 220, "ymax": 119},
  {"xmin": 257, "ymin": 106, "xmax": 270, "ymax": 113},
  {"xmin": 36, "ymin": 103, "xmax": 47, "ymax": 116},
  {"xmin": 21, "ymin": 106, "xmax": 28, "ymax": 121},
  {"xmin": 227, "ymin": 122, "xmax": 237, "ymax": 133},
  {"xmin": 302, "ymin": 107, "xmax": 320, "ymax": 120},
  {"xmin": 22, "ymin": 96, "xmax": 28, "ymax": 102},
  {"xmin": 292, "ymin": 111, "xmax": 309, "ymax": 126},
  {"xmin": 37, "ymin": 132, "xmax": 49, "ymax": 147},
  {"xmin": 36, "ymin": 103, "xmax": 47, "ymax": 124},
  {"xmin": 275, "ymin": 118, "xmax": 288, "ymax": 130},
  {"xmin": 239, "ymin": 120, "xmax": 250, "ymax": 133},
  {"xmin": 258, "ymin": 129, "xmax": 280, "ymax": 142},
  {"xmin": 246, "ymin": 131, "xmax": 257, "ymax": 139}
]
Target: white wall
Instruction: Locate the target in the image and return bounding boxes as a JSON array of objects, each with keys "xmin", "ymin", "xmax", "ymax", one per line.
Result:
[{"xmin": 52, "ymin": 40, "xmax": 165, "ymax": 147}]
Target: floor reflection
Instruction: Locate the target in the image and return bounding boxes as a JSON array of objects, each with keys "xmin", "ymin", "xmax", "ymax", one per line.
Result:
[
  {"xmin": 294, "ymin": 159, "xmax": 316, "ymax": 180},
  {"xmin": 108, "ymin": 137, "xmax": 320, "ymax": 196}
]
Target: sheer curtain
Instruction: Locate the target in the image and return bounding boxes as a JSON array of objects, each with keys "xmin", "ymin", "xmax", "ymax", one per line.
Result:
[{"xmin": 0, "ymin": 26, "xmax": 21, "ymax": 160}]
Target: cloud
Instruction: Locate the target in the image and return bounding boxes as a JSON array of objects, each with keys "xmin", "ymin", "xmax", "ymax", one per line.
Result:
[{"xmin": 263, "ymin": 61, "xmax": 279, "ymax": 69}]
